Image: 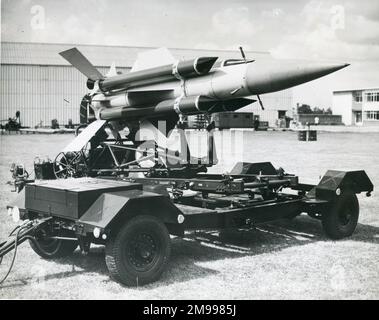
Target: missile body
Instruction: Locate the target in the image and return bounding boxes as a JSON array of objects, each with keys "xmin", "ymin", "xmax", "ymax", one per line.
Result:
[
  {"xmin": 97, "ymin": 57, "xmax": 218, "ymax": 91},
  {"xmin": 92, "ymin": 60, "xmax": 348, "ymax": 116},
  {"xmin": 59, "ymin": 47, "xmax": 349, "ymax": 123},
  {"xmin": 99, "ymin": 96, "xmax": 254, "ymax": 121}
]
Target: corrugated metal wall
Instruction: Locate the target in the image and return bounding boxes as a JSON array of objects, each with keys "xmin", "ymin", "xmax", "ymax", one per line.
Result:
[{"xmin": 0, "ymin": 65, "xmax": 129, "ymax": 127}]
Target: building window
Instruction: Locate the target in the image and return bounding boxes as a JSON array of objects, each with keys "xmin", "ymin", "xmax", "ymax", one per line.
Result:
[
  {"xmin": 365, "ymin": 92, "xmax": 379, "ymax": 102},
  {"xmin": 364, "ymin": 111, "xmax": 379, "ymax": 120},
  {"xmin": 354, "ymin": 92, "xmax": 362, "ymax": 102}
]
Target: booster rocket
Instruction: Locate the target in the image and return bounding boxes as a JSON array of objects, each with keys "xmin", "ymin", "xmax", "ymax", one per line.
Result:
[{"xmin": 59, "ymin": 47, "xmax": 349, "ymax": 128}]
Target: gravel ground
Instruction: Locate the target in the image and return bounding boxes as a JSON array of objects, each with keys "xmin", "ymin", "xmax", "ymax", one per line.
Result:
[{"xmin": 0, "ymin": 130, "xmax": 378, "ymax": 299}]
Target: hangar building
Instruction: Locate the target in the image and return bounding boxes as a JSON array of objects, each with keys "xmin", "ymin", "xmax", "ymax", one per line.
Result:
[{"xmin": 1, "ymin": 41, "xmax": 293, "ymax": 128}]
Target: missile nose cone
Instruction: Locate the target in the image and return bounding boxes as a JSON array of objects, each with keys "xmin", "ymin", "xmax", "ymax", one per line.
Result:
[
  {"xmin": 246, "ymin": 61, "xmax": 350, "ymax": 95},
  {"xmin": 323, "ymin": 62, "xmax": 350, "ymax": 72}
]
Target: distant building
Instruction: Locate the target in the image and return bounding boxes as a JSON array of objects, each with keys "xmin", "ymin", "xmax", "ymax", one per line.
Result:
[
  {"xmin": 1, "ymin": 41, "xmax": 292, "ymax": 128},
  {"xmin": 332, "ymin": 88, "xmax": 379, "ymax": 126},
  {"xmin": 211, "ymin": 112, "xmax": 254, "ymax": 129},
  {"xmin": 250, "ymin": 90, "xmax": 293, "ymax": 127}
]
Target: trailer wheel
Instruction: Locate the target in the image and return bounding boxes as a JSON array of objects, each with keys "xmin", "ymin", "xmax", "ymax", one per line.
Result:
[
  {"xmin": 29, "ymin": 238, "xmax": 78, "ymax": 259},
  {"xmin": 105, "ymin": 215, "xmax": 171, "ymax": 286},
  {"xmin": 322, "ymin": 194, "xmax": 359, "ymax": 240}
]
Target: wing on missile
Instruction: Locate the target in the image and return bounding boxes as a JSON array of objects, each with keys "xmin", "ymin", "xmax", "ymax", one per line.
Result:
[
  {"xmin": 59, "ymin": 48, "xmax": 103, "ymax": 81},
  {"xmin": 131, "ymin": 47, "xmax": 176, "ymax": 72}
]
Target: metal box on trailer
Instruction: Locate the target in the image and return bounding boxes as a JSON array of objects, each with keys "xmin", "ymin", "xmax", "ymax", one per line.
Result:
[{"xmin": 25, "ymin": 178, "xmax": 142, "ymax": 219}]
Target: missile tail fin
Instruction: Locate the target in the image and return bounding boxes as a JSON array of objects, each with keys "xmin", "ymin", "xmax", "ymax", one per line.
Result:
[
  {"xmin": 59, "ymin": 47, "xmax": 103, "ymax": 81},
  {"xmin": 131, "ymin": 47, "xmax": 175, "ymax": 72}
]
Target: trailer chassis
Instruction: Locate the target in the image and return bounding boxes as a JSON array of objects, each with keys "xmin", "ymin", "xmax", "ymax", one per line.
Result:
[{"xmin": 1, "ymin": 127, "xmax": 374, "ymax": 287}]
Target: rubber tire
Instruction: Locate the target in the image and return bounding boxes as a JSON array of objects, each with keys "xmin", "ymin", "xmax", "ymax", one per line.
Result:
[
  {"xmin": 322, "ymin": 194, "xmax": 359, "ymax": 240},
  {"xmin": 105, "ymin": 215, "xmax": 171, "ymax": 286},
  {"xmin": 29, "ymin": 239, "xmax": 78, "ymax": 259}
]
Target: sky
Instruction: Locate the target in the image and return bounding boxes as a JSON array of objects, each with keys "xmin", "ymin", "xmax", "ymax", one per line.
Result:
[{"xmin": 1, "ymin": 0, "xmax": 379, "ymax": 108}]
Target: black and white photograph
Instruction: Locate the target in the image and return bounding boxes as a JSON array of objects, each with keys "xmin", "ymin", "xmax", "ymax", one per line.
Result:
[{"xmin": 0, "ymin": 0, "xmax": 378, "ymax": 304}]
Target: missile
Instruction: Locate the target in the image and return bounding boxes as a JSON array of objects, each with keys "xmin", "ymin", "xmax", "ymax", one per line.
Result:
[
  {"xmin": 93, "ymin": 60, "xmax": 349, "ymax": 109},
  {"xmin": 99, "ymin": 96, "xmax": 255, "ymax": 121},
  {"xmin": 94, "ymin": 60, "xmax": 349, "ymax": 122},
  {"xmin": 59, "ymin": 47, "xmax": 350, "ymax": 125},
  {"xmin": 92, "ymin": 61, "xmax": 349, "ymax": 109},
  {"xmin": 98, "ymin": 57, "xmax": 218, "ymax": 91}
]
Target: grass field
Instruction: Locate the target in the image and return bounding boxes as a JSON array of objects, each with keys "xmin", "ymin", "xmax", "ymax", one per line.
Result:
[{"xmin": 0, "ymin": 131, "xmax": 378, "ymax": 299}]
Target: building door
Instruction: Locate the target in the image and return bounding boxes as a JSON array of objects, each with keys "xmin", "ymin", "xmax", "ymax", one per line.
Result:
[
  {"xmin": 278, "ymin": 110, "xmax": 286, "ymax": 118},
  {"xmin": 355, "ymin": 111, "xmax": 362, "ymax": 125}
]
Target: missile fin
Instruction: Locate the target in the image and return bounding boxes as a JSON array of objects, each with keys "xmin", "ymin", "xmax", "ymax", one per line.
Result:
[
  {"xmin": 131, "ymin": 47, "xmax": 175, "ymax": 72},
  {"xmin": 59, "ymin": 47, "xmax": 103, "ymax": 81}
]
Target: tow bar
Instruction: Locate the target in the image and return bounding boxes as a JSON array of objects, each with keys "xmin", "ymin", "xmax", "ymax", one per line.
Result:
[{"xmin": 0, "ymin": 217, "xmax": 51, "ymax": 285}]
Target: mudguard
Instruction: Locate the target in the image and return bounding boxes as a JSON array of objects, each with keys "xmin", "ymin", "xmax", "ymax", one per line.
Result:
[
  {"xmin": 315, "ymin": 170, "xmax": 373, "ymax": 200},
  {"xmin": 77, "ymin": 189, "xmax": 183, "ymax": 234}
]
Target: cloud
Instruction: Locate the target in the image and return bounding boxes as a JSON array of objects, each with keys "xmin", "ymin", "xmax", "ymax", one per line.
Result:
[
  {"xmin": 347, "ymin": 0, "xmax": 379, "ymax": 22},
  {"xmin": 212, "ymin": 7, "xmax": 257, "ymax": 37},
  {"xmin": 268, "ymin": 0, "xmax": 379, "ymax": 107},
  {"xmin": 261, "ymin": 8, "xmax": 284, "ymax": 19},
  {"xmin": 270, "ymin": 0, "xmax": 379, "ymax": 61},
  {"xmin": 193, "ymin": 6, "xmax": 260, "ymax": 51},
  {"xmin": 30, "ymin": 13, "xmax": 101, "ymax": 44},
  {"xmin": 337, "ymin": 14, "xmax": 379, "ymax": 46}
]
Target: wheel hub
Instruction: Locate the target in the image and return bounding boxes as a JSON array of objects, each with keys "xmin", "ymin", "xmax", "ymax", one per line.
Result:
[{"xmin": 127, "ymin": 233, "xmax": 157, "ymax": 269}]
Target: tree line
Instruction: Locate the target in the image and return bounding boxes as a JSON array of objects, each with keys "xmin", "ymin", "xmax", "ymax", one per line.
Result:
[{"xmin": 297, "ymin": 104, "xmax": 332, "ymax": 114}]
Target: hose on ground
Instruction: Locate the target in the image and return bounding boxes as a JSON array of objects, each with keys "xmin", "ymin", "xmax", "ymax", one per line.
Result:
[{"xmin": 0, "ymin": 221, "xmax": 32, "ymax": 286}]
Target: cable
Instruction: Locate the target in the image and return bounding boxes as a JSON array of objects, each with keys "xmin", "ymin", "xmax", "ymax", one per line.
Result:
[
  {"xmin": 8, "ymin": 225, "xmax": 21, "ymax": 237},
  {"xmin": 0, "ymin": 227, "xmax": 21, "ymax": 286},
  {"xmin": 0, "ymin": 221, "xmax": 32, "ymax": 286},
  {"xmin": 0, "ymin": 226, "xmax": 20, "ymax": 264}
]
